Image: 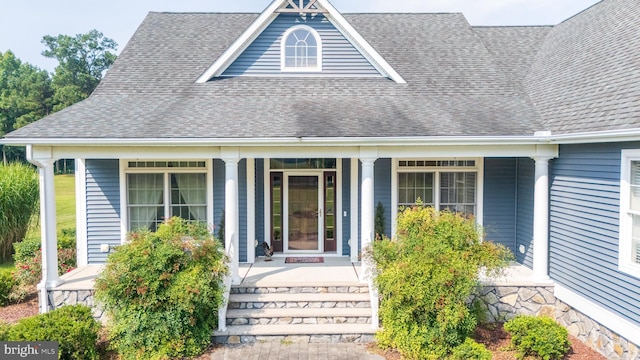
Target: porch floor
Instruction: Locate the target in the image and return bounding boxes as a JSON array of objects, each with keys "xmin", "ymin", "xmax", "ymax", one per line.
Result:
[
  {"xmin": 237, "ymin": 257, "xmax": 362, "ymax": 287},
  {"xmin": 50, "ymin": 261, "xmax": 543, "ymax": 292}
]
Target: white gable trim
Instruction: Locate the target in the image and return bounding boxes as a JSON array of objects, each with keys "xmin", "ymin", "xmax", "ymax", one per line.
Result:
[
  {"xmin": 316, "ymin": 0, "xmax": 406, "ymax": 84},
  {"xmin": 196, "ymin": 0, "xmax": 283, "ymax": 82},
  {"xmin": 196, "ymin": 0, "xmax": 406, "ymax": 84}
]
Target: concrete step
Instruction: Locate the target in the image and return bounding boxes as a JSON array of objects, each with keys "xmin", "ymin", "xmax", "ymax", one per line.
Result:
[
  {"xmin": 228, "ymin": 292, "xmax": 371, "ymax": 310},
  {"xmin": 225, "ymin": 307, "xmax": 372, "ymax": 326},
  {"xmin": 231, "ymin": 284, "xmax": 369, "ymax": 294},
  {"xmin": 214, "ymin": 324, "xmax": 376, "ymax": 344}
]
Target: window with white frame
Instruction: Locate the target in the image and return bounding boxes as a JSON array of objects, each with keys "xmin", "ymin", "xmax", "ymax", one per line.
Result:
[
  {"xmin": 620, "ymin": 151, "xmax": 640, "ymax": 276},
  {"xmin": 281, "ymin": 25, "xmax": 322, "ymax": 72},
  {"xmin": 397, "ymin": 160, "xmax": 478, "ymax": 215},
  {"xmin": 126, "ymin": 161, "xmax": 208, "ymax": 232}
]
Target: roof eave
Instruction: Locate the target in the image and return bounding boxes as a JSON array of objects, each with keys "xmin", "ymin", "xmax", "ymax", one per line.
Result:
[{"xmin": 1, "ymin": 135, "xmax": 556, "ymax": 148}]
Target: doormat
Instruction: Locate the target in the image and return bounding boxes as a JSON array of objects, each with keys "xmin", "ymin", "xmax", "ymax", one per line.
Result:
[{"xmin": 285, "ymin": 257, "xmax": 324, "ymax": 264}]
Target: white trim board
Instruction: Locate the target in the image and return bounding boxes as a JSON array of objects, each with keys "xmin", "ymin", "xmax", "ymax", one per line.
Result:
[{"xmin": 554, "ymin": 284, "xmax": 640, "ymax": 346}]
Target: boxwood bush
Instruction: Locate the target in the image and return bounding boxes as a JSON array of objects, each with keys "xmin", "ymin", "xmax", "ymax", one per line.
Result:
[
  {"xmin": 8, "ymin": 305, "xmax": 100, "ymax": 360},
  {"xmin": 369, "ymin": 206, "xmax": 513, "ymax": 360},
  {"xmin": 0, "ymin": 271, "xmax": 15, "ymax": 306},
  {"xmin": 94, "ymin": 217, "xmax": 228, "ymax": 360},
  {"xmin": 504, "ymin": 315, "xmax": 570, "ymax": 360}
]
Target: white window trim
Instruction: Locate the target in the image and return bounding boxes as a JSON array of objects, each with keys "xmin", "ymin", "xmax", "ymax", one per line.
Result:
[
  {"xmin": 280, "ymin": 25, "xmax": 323, "ymax": 73},
  {"xmin": 619, "ymin": 150, "xmax": 640, "ymax": 278},
  {"xmin": 119, "ymin": 159, "xmax": 214, "ymax": 243},
  {"xmin": 391, "ymin": 158, "xmax": 484, "ymax": 236}
]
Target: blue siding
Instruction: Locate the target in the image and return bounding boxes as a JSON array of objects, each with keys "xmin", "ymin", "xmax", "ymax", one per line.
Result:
[
  {"xmin": 342, "ymin": 159, "xmax": 351, "ymax": 256},
  {"xmin": 213, "ymin": 159, "xmax": 225, "ymax": 241},
  {"xmin": 223, "ymin": 14, "xmax": 381, "ymax": 77},
  {"xmin": 483, "ymin": 158, "xmax": 517, "ymax": 252},
  {"xmin": 213, "ymin": 159, "xmax": 248, "ymax": 262},
  {"xmin": 516, "ymin": 158, "xmax": 535, "ymax": 267},
  {"xmin": 374, "ymin": 159, "xmax": 392, "ymax": 239},
  {"xmin": 256, "ymin": 160, "xmax": 265, "ymax": 257},
  {"xmin": 85, "ymin": 159, "xmax": 121, "ymax": 264},
  {"xmin": 549, "ymin": 143, "xmax": 640, "ymax": 327}
]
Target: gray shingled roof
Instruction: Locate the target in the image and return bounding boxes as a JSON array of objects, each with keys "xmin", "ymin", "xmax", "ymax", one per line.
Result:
[
  {"xmin": 524, "ymin": 0, "xmax": 640, "ymax": 134},
  {"xmin": 5, "ymin": 12, "xmax": 545, "ymax": 140}
]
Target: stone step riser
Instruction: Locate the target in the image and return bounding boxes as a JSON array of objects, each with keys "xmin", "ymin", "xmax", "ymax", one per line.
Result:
[
  {"xmin": 214, "ymin": 334, "xmax": 376, "ymax": 344},
  {"xmin": 231, "ymin": 286, "xmax": 369, "ymax": 295},
  {"xmin": 227, "ymin": 316, "xmax": 372, "ymax": 326},
  {"xmin": 228, "ymin": 301, "xmax": 371, "ymax": 310}
]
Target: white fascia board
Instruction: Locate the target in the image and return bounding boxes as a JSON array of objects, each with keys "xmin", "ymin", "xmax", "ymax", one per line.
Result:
[
  {"xmin": 317, "ymin": 0, "xmax": 406, "ymax": 84},
  {"xmin": 549, "ymin": 128, "xmax": 640, "ymax": 144},
  {"xmin": 196, "ymin": 0, "xmax": 283, "ymax": 83},
  {"xmin": 3, "ymin": 135, "xmax": 554, "ymax": 147}
]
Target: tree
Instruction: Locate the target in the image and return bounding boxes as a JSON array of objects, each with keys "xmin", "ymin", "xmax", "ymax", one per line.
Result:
[
  {"xmin": 41, "ymin": 29, "xmax": 117, "ymax": 111},
  {"xmin": 0, "ymin": 51, "xmax": 53, "ymax": 164}
]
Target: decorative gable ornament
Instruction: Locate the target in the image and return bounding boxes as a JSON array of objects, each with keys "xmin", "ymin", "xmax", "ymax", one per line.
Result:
[
  {"xmin": 277, "ymin": 0, "xmax": 326, "ymax": 14},
  {"xmin": 196, "ymin": 0, "xmax": 406, "ymax": 84}
]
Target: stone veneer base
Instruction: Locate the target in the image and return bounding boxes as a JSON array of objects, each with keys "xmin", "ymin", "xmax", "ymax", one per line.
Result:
[{"xmin": 473, "ymin": 285, "xmax": 639, "ymax": 360}]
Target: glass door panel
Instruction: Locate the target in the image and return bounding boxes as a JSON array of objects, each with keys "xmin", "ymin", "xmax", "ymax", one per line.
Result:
[{"xmin": 288, "ymin": 175, "xmax": 320, "ymax": 251}]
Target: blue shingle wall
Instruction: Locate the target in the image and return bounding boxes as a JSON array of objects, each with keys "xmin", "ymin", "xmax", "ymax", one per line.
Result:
[
  {"xmin": 223, "ymin": 13, "xmax": 381, "ymax": 76},
  {"xmin": 483, "ymin": 158, "xmax": 517, "ymax": 253},
  {"xmin": 85, "ymin": 159, "xmax": 121, "ymax": 264},
  {"xmin": 549, "ymin": 142, "xmax": 640, "ymax": 326}
]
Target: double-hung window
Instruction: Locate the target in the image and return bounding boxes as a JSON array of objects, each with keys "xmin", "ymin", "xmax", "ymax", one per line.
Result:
[
  {"xmin": 620, "ymin": 150, "xmax": 640, "ymax": 277},
  {"xmin": 125, "ymin": 161, "xmax": 209, "ymax": 232},
  {"xmin": 397, "ymin": 160, "xmax": 479, "ymax": 216}
]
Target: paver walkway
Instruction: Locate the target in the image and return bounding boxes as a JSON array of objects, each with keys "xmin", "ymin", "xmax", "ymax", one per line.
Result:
[{"xmin": 209, "ymin": 342, "xmax": 385, "ymax": 360}]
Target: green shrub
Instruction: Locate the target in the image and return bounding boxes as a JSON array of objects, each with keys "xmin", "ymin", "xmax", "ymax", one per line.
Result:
[
  {"xmin": 95, "ymin": 217, "xmax": 229, "ymax": 360},
  {"xmin": 0, "ymin": 271, "xmax": 16, "ymax": 306},
  {"xmin": 11, "ymin": 231, "xmax": 77, "ymax": 302},
  {"xmin": 504, "ymin": 315, "xmax": 570, "ymax": 360},
  {"xmin": 369, "ymin": 206, "xmax": 513, "ymax": 360},
  {"xmin": 8, "ymin": 305, "xmax": 100, "ymax": 360},
  {"xmin": 0, "ymin": 163, "xmax": 39, "ymax": 262},
  {"xmin": 0, "ymin": 321, "xmax": 10, "ymax": 341},
  {"xmin": 449, "ymin": 338, "xmax": 492, "ymax": 360}
]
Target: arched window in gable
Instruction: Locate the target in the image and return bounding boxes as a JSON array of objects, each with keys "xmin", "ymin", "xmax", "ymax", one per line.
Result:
[{"xmin": 281, "ymin": 25, "xmax": 322, "ymax": 72}]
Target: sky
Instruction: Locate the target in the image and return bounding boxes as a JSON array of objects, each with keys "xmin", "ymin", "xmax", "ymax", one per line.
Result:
[{"xmin": 1, "ymin": 0, "xmax": 601, "ymax": 73}]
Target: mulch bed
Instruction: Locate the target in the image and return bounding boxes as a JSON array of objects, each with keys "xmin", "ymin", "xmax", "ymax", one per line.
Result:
[
  {"xmin": 0, "ymin": 288, "xmax": 39, "ymax": 324},
  {"xmin": 368, "ymin": 323, "xmax": 607, "ymax": 360}
]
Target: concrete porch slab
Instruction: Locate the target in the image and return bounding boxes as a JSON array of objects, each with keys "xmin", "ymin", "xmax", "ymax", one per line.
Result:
[
  {"xmin": 51, "ymin": 265, "xmax": 102, "ymax": 290},
  {"xmin": 239, "ymin": 257, "xmax": 362, "ymax": 287}
]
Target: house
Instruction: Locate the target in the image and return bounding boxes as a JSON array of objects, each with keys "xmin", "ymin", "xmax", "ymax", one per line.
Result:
[{"xmin": 2, "ymin": 0, "xmax": 639, "ymax": 356}]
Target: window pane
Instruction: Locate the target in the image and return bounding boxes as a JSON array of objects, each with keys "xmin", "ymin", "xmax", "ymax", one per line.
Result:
[
  {"xmin": 633, "ymin": 215, "xmax": 640, "ymax": 264},
  {"xmin": 398, "ymin": 172, "xmax": 434, "ymax": 206},
  {"xmin": 171, "ymin": 173, "xmax": 206, "ymax": 222},
  {"xmin": 440, "ymin": 172, "xmax": 476, "ymax": 215},
  {"xmin": 127, "ymin": 173, "xmax": 164, "ymax": 231},
  {"xmin": 631, "ymin": 161, "xmax": 640, "ymax": 211}
]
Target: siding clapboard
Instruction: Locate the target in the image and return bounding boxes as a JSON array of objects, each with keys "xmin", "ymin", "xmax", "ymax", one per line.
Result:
[
  {"xmin": 223, "ymin": 14, "xmax": 381, "ymax": 77},
  {"xmin": 213, "ymin": 159, "xmax": 225, "ymax": 241},
  {"xmin": 374, "ymin": 159, "xmax": 392, "ymax": 239},
  {"xmin": 516, "ymin": 158, "xmax": 535, "ymax": 267},
  {"xmin": 483, "ymin": 158, "xmax": 517, "ymax": 252},
  {"xmin": 85, "ymin": 159, "xmax": 121, "ymax": 264},
  {"xmin": 549, "ymin": 143, "xmax": 640, "ymax": 327}
]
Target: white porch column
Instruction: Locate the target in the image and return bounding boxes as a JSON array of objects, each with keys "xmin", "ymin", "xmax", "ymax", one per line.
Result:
[
  {"xmin": 360, "ymin": 157, "xmax": 376, "ymax": 283},
  {"xmin": 37, "ymin": 159, "xmax": 62, "ymax": 313},
  {"xmin": 246, "ymin": 158, "xmax": 256, "ymax": 264},
  {"xmin": 223, "ymin": 156, "xmax": 241, "ymax": 285},
  {"xmin": 532, "ymin": 156, "xmax": 552, "ymax": 282}
]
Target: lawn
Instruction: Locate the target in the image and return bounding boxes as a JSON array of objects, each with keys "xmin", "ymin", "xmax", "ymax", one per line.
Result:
[{"xmin": 26, "ymin": 174, "xmax": 76, "ymax": 238}]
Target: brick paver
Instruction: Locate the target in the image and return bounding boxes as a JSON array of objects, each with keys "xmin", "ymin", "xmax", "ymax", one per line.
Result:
[{"xmin": 209, "ymin": 342, "xmax": 385, "ymax": 360}]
